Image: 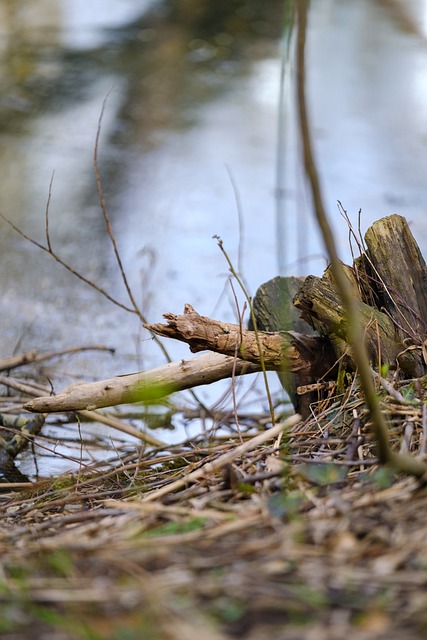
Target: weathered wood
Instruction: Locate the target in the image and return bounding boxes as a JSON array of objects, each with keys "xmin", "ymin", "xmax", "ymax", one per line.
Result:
[
  {"xmin": 362, "ymin": 214, "xmax": 427, "ymax": 341},
  {"xmin": 294, "ymin": 270, "xmax": 425, "ymax": 377},
  {"xmin": 25, "ymin": 307, "xmax": 336, "ymax": 413},
  {"xmin": 147, "ymin": 304, "xmax": 336, "ymax": 376},
  {"xmin": 24, "ymin": 353, "xmax": 260, "ymax": 412},
  {"xmin": 292, "ymin": 215, "xmax": 427, "ymax": 378},
  {"xmin": 294, "ymin": 271, "xmax": 396, "ymax": 359}
]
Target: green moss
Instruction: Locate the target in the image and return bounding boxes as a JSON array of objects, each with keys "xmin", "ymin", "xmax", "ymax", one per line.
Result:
[{"xmin": 143, "ymin": 517, "xmax": 208, "ymax": 537}]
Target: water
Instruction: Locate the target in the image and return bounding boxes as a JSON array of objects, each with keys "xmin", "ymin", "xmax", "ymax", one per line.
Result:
[
  {"xmin": 0, "ymin": 0, "xmax": 286, "ymax": 376},
  {"xmin": 1, "ymin": 0, "xmax": 427, "ymax": 473},
  {"xmin": 277, "ymin": 0, "xmax": 427, "ymax": 275}
]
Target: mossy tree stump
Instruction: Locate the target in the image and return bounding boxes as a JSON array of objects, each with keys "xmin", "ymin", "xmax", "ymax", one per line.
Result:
[{"xmin": 251, "ymin": 215, "xmax": 427, "ymax": 413}]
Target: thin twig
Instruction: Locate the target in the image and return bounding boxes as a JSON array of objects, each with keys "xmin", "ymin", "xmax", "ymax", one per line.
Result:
[
  {"xmin": 141, "ymin": 413, "xmax": 301, "ymax": 502},
  {"xmin": 228, "ymin": 278, "xmax": 246, "ymax": 443},
  {"xmin": 295, "ymin": 0, "xmax": 426, "ymax": 478},
  {"xmin": 93, "ymin": 96, "xmax": 172, "ymax": 363},
  {"xmin": 214, "ymin": 236, "xmax": 276, "ymax": 426},
  {"xmin": 0, "ymin": 345, "xmax": 115, "ymax": 373},
  {"xmin": 225, "ymin": 164, "xmax": 246, "ymax": 284},
  {"xmin": 0, "ymin": 209, "xmax": 136, "ymax": 314},
  {"xmin": 45, "ymin": 172, "xmax": 54, "ymax": 252}
]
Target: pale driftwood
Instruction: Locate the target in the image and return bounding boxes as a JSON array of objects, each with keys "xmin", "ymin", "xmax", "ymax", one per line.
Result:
[{"xmin": 24, "ymin": 352, "xmax": 261, "ymax": 413}]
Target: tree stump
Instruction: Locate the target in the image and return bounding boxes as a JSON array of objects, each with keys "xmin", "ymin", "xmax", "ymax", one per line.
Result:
[{"xmin": 252, "ymin": 215, "xmax": 427, "ymax": 413}]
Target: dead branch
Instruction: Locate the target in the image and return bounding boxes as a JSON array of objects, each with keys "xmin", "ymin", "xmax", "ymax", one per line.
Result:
[
  {"xmin": 24, "ymin": 353, "xmax": 260, "ymax": 413},
  {"xmin": 0, "ymin": 345, "xmax": 115, "ymax": 373},
  {"xmin": 146, "ymin": 304, "xmax": 335, "ymax": 374},
  {"xmin": 24, "ymin": 311, "xmax": 335, "ymax": 413}
]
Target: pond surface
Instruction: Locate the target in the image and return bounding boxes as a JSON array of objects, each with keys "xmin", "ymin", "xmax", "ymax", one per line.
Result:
[{"xmin": 1, "ymin": 0, "xmax": 427, "ymax": 468}]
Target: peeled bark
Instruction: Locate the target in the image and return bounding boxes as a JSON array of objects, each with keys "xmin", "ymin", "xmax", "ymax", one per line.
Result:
[{"xmin": 147, "ymin": 303, "xmax": 334, "ymax": 375}]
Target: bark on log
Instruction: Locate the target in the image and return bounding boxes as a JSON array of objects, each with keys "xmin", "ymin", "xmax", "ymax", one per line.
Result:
[
  {"xmin": 294, "ymin": 270, "xmax": 400, "ymax": 363},
  {"xmin": 249, "ymin": 276, "xmax": 326, "ymax": 415},
  {"xmin": 293, "ymin": 215, "xmax": 427, "ymax": 378}
]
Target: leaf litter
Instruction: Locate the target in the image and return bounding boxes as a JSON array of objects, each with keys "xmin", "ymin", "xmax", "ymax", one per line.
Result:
[{"xmin": 1, "ymin": 355, "xmax": 427, "ymax": 640}]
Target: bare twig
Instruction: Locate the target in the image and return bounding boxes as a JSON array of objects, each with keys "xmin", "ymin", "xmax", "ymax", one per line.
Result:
[
  {"xmin": 0, "ymin": 345, "xmax": 115, "ymax": 373},
  {"xmin": 0, "ymin": 209, "xmax": 136, "ymax": 314},
  {"xmin": 93, "ymin": 100, "xmax": 145, "ymax": 324},
  {"xmin": 93, "ymin": 96, "xmax": 172, "ymax": 363},
  {"xmin": 141, "ymin": 413, "xmax": 301, "ymax": 502},
  {"xmin": 295, "ymin": 0, "xmax": 427, "ymax": 478},
  {"xmin": 225, "ymin": 164, "xmax": 246, "ymax": 280},
  {"xmin": 215, "ymin": 237, "xmax": 276, "ymax": 425},
  {"xmin": 228, "ymin": 278, "xmax": 246, "ymax": 442}
]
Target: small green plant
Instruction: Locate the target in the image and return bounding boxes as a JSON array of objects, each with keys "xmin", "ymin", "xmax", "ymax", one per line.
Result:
[{"xmin": 143, "ymin": 517, "xmax": 208, "ymax": 537}]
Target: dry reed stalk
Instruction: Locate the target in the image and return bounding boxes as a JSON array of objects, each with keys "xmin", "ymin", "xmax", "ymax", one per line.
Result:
[{"xmin": 140, "ymin": 414, "xmax": 301, "ymax": 502}]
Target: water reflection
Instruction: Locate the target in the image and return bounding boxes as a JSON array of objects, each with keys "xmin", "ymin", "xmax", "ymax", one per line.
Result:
[
  {"xmin": 277, "ymin": 0, "xmax": 427, "ymax": 276},
  {"xmin": 0, "ymin": 0, "xmax": 427, "ymax": 376},
  {"xmin": 0, "ymin": 0, "xmax": 284, "ymax": 380},
  {"xmin": 1, "ymin": 0, "xmax": 427, "ymax": 477}
]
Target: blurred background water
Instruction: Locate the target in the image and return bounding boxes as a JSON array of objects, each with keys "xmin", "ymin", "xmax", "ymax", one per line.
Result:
[{"xmin": 0, "ymin": 0, "xmax": 427, "ymax": 422}]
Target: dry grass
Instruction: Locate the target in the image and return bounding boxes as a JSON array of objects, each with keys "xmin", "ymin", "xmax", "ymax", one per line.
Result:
[{"xmin": 1, "ymin": 366, "xmax": 427, "ymax": 640}]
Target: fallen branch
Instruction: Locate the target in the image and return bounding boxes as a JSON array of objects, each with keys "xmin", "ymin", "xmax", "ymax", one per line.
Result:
[
  {"xmin": 24, "ymin": 352, "xmax": 261, "ymax": 413},
  {"xmin": 146, "ymin": 304, "xmax": 335, "ymax": 375},
  {"xmin": 24, "ymin": 310, "xmax": 335, "ymax": 413}
]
